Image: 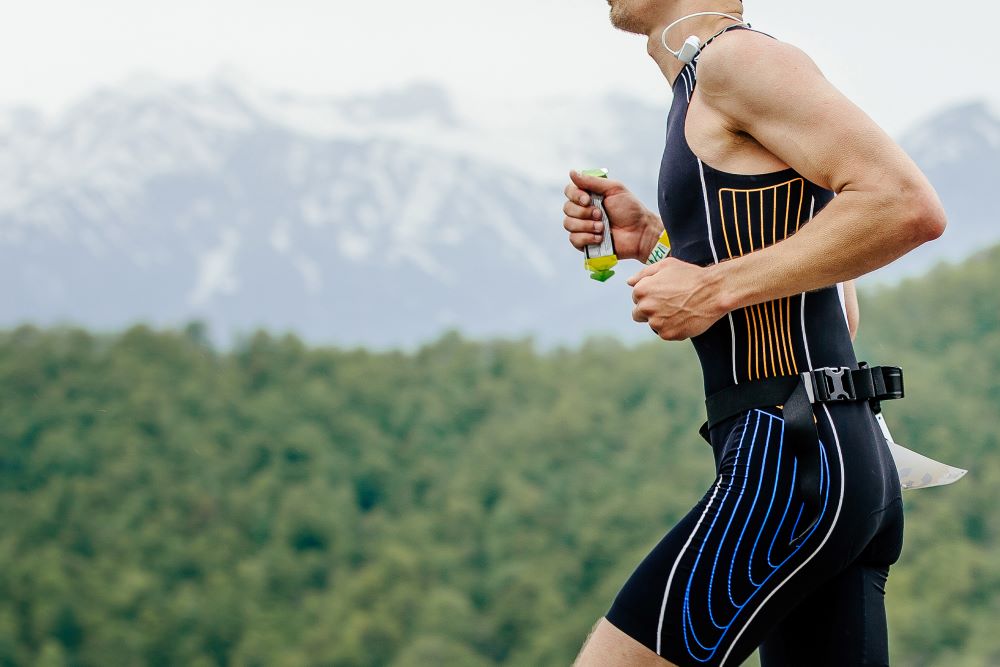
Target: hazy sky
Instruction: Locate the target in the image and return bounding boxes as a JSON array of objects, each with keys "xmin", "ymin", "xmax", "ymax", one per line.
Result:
[{"xmin": 1, "ymin": 0, "xmax": 995, "ymax": 136}]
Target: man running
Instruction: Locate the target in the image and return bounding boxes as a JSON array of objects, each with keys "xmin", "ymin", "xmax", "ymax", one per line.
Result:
[{"xmin": 561, "ymin": 1, "xmax": 946, "ymax": 665}]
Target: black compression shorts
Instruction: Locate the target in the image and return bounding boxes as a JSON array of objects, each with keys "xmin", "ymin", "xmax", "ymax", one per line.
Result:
[{"xmin": 605, "ymin": 401, "xmax": 904, "ymax": 666}]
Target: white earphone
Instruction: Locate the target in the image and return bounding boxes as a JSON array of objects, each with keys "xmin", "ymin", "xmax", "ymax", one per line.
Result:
[{"xmin": 661, "ymin": 12, "xmax": 747, "ymax": 64}]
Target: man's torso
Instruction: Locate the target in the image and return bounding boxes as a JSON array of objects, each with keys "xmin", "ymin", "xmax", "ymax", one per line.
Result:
[{"xmin": 657, "ymin": 28, "xmax": 858, "ymax": 396}]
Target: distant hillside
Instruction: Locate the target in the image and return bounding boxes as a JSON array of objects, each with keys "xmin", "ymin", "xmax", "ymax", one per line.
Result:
[
  {"xmin": 855, "ymin": 245, "xmax": 1000, "ymax": 665},
  {"xmin": 0, "ymin": 244, "xmax": 997, "ymax": 666}
]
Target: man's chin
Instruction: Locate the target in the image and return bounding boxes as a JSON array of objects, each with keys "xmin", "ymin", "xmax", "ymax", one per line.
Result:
[{"xmin": 609, "ymin": 8, "xmax": 646, "ymax": 35}]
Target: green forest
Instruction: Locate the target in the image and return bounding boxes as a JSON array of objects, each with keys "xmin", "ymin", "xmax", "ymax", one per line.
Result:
[{"xmin": 1, "ymin": 245, "xmax": 998, "ymax": 667}]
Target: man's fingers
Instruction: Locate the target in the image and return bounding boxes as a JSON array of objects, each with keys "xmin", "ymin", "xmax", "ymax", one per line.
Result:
[
  {"xmin": 627, "ymin": 267, "xmax": 651, "ymax": 287},
  {"xmin": 564, "ymin": 215, "xmax": 603, "ymax": 235},
  {"xmin": 563, "ymin": 200, "xmax": 600, "ymax": 221},
  {"xmin": 632, "ymin": 303, "xmax": 648, "ymax": 323},
  {"xmin": 627, "ymin": 257, "xmax": 676, "ymax": 286},
  {"xmin": 627, "ymin": 264, "xmax": 657, "ymax": 287},
  {"xmin": 569, "ymin": 169, "xmax": 619, "ymax": 197},
  {"xmin": 568, "ymin": 231, "xmax": 603, "ymax": 251},
  {"xmin": 564, "ymin": 182, "xmax": 591, "ymax": 207}
]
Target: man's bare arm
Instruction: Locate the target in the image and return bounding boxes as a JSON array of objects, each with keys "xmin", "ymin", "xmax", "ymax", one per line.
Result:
[
  {"xmin": 695, "ymin": 31, "xmax": 946, "ymax": 313},
  {"xmin": 843, "ymin": 280, "xmax": 859, "ymax": 341}
]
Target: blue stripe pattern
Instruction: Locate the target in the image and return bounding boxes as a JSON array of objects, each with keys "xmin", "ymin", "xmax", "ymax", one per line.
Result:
[{"xmin": 676, "ymin": 409, "xmax": 832, "ymax": 663}]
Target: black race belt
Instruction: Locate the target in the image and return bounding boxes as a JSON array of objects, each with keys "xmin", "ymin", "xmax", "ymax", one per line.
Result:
[{"xmin": 699, "ymin": 364, "xmax": 904, "ymax": 543}]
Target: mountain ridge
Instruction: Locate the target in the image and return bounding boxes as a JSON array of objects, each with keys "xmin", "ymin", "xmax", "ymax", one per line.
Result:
[{"xmin": 1, "ymin": 77, "xmax": 997, "ymax": 348}]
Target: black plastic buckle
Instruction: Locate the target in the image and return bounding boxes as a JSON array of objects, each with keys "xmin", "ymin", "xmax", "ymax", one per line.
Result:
[
  {"xmin": 802, "ymin": 366, "xmax": 855, "ymax": 403},
  {"xmin": 879, "ymin": 366, "xmax": 904, "ymax": 400}
]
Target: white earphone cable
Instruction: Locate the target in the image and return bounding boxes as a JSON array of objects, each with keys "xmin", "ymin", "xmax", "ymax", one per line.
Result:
[{"xmin": 660, "ymin": 11, "xmax": 746, "ymax": 61}]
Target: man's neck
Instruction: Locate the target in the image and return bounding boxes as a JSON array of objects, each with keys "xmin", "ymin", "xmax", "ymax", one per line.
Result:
[{"xmin": 646, "ymin": 3, "xmax": 744, "ymax": 86}]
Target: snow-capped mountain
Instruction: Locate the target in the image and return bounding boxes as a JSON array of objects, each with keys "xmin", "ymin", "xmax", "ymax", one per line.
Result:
[
  {"xmin": 0, "ymin": 76, "xmax": 995, "ymax": 348},
  {"xmin": 0, "ymin": 77, "xmax": 664, "ymax": 348},
  {"xmin": 876, "ymin": 100, "xmax": 1000, "ymax": 278}
]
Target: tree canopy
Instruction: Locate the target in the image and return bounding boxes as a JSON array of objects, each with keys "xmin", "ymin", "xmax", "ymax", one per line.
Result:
[{"xmin": 1, "ymin": 246, "xmax": 998, "ymax": 666}]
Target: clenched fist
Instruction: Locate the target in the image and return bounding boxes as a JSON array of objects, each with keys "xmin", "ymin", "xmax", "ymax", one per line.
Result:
[
  {"xmin": 562, "ymin": 170, "xmax": 663, "ymax": 262},
  {"xmin": 628, "ymin": 258, "xmax": 730, "ymax": 341}
]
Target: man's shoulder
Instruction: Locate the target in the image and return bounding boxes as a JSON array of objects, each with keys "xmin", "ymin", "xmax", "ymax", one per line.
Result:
[{"xmin": 695, "ymin": 28, "xmax": 820, "ymax": 98}]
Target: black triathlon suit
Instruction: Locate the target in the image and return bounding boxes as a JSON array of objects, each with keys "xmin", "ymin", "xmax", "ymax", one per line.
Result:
[{"xmin": 605, "ymin": 26, "xmax": 904, "ymax": 667}]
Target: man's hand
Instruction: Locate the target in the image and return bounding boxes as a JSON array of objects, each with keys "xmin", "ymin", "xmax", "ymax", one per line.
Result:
[
  {"xmin": 627, "ymin": 259, "xmax": 728, "ymax": 340},
  {"xmin": 562, "ymin": 170, "xmax": 662, "ymax": 262}
]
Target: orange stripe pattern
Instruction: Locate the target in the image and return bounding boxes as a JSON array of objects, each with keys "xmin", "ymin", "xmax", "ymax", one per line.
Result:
[{"xmin": 718, "ymin": 178, "xmax": 805, "ymax": 382}]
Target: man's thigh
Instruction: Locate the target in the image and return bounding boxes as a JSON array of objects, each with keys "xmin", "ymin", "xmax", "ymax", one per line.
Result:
[{"xmin": 758, "ymin": 561, "xmax": 892, "ymax": 667}]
